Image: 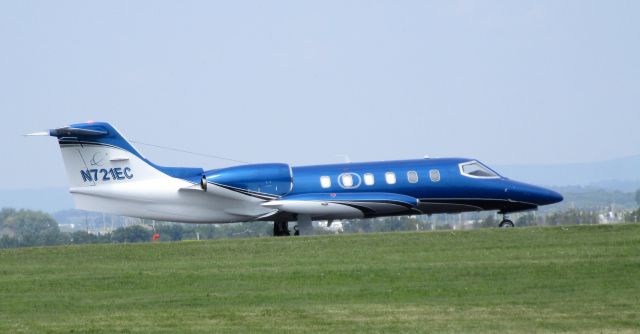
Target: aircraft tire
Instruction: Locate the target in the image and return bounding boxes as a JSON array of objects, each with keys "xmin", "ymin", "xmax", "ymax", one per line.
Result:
[
  {"xmin": 499, "ymin": 219, "xmax": 515, "ymax": 228},
  {"xmin": 274, "ymin": 220, "xmax": 291, "ymax": 236}
]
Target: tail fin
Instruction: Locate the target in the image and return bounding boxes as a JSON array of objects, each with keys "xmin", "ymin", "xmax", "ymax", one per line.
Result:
[
  {"xmin": 48, "ymin": 122, "xmax": 203, "ymax": 188},
  {"xmin": 36, "ymin": 121, "xmax": 271, "ymax": 222}
]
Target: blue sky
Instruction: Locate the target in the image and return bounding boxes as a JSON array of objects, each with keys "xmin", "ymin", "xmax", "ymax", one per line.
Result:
[{"xmin": 1, "ymin": 1, "xmax": 638, "ymax": 189}]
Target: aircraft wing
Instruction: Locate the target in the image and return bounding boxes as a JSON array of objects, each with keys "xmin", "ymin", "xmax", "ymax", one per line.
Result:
[{"xmin": 261, "ymin": 192, "xmax": 422, "ymax": 220}]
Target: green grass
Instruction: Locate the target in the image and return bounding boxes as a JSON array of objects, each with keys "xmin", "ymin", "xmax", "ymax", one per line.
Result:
[{"xmin": 1, "ymin": 224, "xmax": 639, "ymax": 333}]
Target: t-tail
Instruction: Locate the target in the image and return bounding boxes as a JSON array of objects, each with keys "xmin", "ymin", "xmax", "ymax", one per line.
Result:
[{"xmin": 37, "ymin": 122, "xmax": 205, "ymax": 220}]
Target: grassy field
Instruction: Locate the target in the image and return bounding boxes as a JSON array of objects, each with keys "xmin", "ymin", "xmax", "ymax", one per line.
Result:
[{"xmin": 0, "ymin": 224, "xmax": 639, "ymax": 333}]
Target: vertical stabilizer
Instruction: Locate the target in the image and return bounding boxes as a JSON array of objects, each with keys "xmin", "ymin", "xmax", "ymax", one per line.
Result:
[
  {"xmin": 45, "ymin": 122, "xmax": 204, "ymax": 216},
  {"xmin": 49, "ymin": 122, "xmax": 178, "ymax": 188}
]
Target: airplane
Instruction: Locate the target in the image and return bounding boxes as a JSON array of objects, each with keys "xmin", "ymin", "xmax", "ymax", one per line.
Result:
[{"xmin": 30, "ymin": 121, "xmax": 563, "ymax": 236}]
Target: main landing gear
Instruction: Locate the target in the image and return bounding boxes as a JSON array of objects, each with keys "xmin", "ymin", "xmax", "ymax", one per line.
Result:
[
  {"xmin": 499, "ymin": 214, "xmax": 515, "ymax": 228},
  {"xmin": 273, "ymin": 220, "xmax": 290, "ymax": 236},
  {"xmin": 273, "ymin": 215, "xmax": 313, "ymax": 236}
]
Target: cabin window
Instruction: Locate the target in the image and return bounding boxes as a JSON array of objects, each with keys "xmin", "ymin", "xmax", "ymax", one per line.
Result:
[
  {"xmin": 407, "ymin": 171, "xmax": 419, "ymax": 183},
  {"xmin": 341, "ymin": 174, "xmax": 354, "ymax": 188},
  {"xmin": 385, "ymin": 172, "xmax": 396, "ymax": 185},
  {"xmin": 338, "ymin": 173, "xmax": 361, "ymax": 189},
  {"xmin": 429, "ymin": 169, "xmax": 441, "ymax": 182},
  {"xmin": 459, "ymin": 161, "xmax": 499, "ymax": 178},
  {"xmin": 364, "ymin": 173, "xmax": 375, "ymax": 186},
  {"xmin": 320, "ymin": 176, "xmax": 331, "ymax": 188}
]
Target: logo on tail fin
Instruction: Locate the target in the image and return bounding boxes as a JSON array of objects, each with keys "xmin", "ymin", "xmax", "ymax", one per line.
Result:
[{"xmin": 89, "ymin": 152, "xmax": 108, "ymax": 166}]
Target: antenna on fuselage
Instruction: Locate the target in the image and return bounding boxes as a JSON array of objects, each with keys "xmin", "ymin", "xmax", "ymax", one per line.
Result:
[{"xmin": 337, "ymin": 154, "xmax": 351, "ymax": 163}]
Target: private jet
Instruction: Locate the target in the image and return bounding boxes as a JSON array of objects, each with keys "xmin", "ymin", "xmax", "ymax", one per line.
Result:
[{"xmin": 30, "ymin": 122, "xmax": 563, "ymax": 236}]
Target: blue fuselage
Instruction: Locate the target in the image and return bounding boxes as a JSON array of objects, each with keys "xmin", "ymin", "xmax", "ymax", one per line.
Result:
[
  {"xmin": 288, "ymin": 158, "xmax": 562, "ymax": 215},
  {"xmin": 43, "ymin": 121, "xmax": 563, "ymax": 228}
]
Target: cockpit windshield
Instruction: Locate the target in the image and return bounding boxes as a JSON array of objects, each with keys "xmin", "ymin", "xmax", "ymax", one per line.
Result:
[{"xmin": 459, "ymin": 161, "xmax": 500, "ymax": 178}]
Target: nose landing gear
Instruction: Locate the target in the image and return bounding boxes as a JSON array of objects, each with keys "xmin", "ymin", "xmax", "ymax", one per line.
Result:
[
  {"xmin": 499, "ymin": 214, "xmax": 515, "ymax": 228},
  {"xmin": 499, "ymin": 219, "xmax": 515, "ymax": 228}
]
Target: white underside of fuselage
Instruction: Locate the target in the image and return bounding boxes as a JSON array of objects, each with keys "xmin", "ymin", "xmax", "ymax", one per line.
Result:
[
  {"xmin": 69, "ymin": 181, "xmax": 276, "ymax": 223},
  {"xmin": 61, "ymin": 144, "xmax": 275, "ymax": 223}
]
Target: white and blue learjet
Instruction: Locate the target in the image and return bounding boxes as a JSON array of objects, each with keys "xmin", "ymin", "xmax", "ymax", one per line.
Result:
[{"xmin": 32, "ymin": 121, "xmax": 563, "ymax": 236}]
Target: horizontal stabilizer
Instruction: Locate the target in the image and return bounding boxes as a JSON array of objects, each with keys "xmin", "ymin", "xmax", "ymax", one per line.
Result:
[
  {"xmin": 25, "ymin": 131, "xmax": 49, "ymax": 136},
  {"xmin": 49, "ymin": 127, "xmax": 108, "ymax": 137}
]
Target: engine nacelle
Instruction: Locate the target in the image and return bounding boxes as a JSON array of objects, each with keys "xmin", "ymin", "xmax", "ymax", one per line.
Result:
[{"xmin": 203, "ymin": 163, "xmax": 292, "ymax": 197}]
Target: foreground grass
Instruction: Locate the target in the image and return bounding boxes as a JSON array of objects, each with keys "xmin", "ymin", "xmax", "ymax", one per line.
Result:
[{"xmin": 0, "ymin": 224, "xmax": 639, "ymax": 333}]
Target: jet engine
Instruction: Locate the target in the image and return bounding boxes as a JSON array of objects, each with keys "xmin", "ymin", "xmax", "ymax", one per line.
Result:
[{"xmin": 202, "ymin": 163, "xmax": 292, "ymax": 197}]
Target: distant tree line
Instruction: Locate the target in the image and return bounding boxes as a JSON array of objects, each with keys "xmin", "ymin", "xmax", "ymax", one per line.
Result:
[
  {"xmin": 2, "ymin": 201, "xmax": 640, "ymax": 249},
  {"xmin": 0, "ymin": 208, "xmax": 66, "ymax": 248},
  {"xmin": 0, "ymin": 208, "xmax": 272, "ymax": 249},
  {"xmin": 623, "ymin": 189, "xmax": 640, "ymax": 223}
]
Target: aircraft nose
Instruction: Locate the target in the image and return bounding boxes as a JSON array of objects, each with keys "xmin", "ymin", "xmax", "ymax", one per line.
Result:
[
  {"xmin": 537, "ymin": 187, "xmax": 563, "ymax": 205},
  {"xmin": 524, "ymin": 185, "xmax": 563, "ymax": 205},
  {"xmin": 506, "ymin": 181, "xmax": 563, "ymax": 206}
]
